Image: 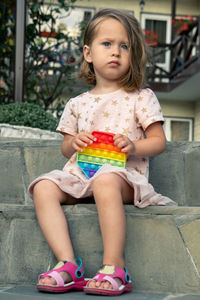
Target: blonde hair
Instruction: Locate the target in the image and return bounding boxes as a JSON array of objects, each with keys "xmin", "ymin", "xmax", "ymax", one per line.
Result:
[{"xmin": 79, "ymin": 8, "xmax": 149, "ymax": 91}]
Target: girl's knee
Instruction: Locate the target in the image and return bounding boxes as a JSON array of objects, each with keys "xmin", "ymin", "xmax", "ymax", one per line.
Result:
[
  {"xmin": 92, "ymin": 173, "xmax": 121, "ymax": 191},
  {"xmin": 33, "ymin": 179, "xmax": 48, "ymax": 192},
  {"xmin": 33, "ymin": 180, "xmax": 70, "ymax": 205},
  {"xmin": 33, "ymin": 179, "xmax": 56, "ymax": 198},
  {"xmin": 92, "ymin": 173, "xmax": 134, "ymax": 204}
]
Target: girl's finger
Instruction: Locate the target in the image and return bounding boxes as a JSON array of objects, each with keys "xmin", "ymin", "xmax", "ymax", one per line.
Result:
[
  {"xmin": 121, "ymin": 146, "xmax": 129, "ymax": 152},
  {"xmin": 113, "ymin": 133, "xmax": 122, "ymax": 140},
  {"xmin": 113, "ymin": 134, "xmax": 123, "ymax": 143},
  {"xmin": 81, "ymin": 133, "xmax": 97, "ymax": 144},
  {"xmin": 72, "ymin": 143, "xmax": 84, "ymax": 152},
  {"xmin": 114, "ymin": 137, "xmax": 124, "ymax": 146},
  {"xmin": 115, "ymin": 140, "xmax": 124, "ymax": 148},
  {"xmin": 121, "ymin": 142, "xmax": 135, "ymax": 154},
  {"xmin": 80, "ymin": 137, "xmax": 93, "ymax": 145},
  {"xmin": 74, "ymin": 134, "xmax": 93, "ymax": 146},
  {"xmin": 76, "ymin": 139, "xmax": 88, "ymax": 148}
]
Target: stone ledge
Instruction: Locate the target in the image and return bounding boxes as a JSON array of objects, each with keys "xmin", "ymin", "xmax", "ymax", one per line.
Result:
[
  {"xmin": 0, "ymin": 139, "xmax": 65, "ymax": 205},
  {"xmin": 1, "ymin": 203, "xmax": 200, "ymax": 216},
  {"xmin": 0, "ymin": 124, "xmax": 62, "ymax": 140},
  {"xmin": 1, "ymin": 204, "xmax": 200, "ymax": 294},
  {"xmin": 149, "ymin": 141, "xmax": 200, "ymax": 206},
  {"xmin": 1, "ymin": 138, "xmax": 200, "ymax": 206}
]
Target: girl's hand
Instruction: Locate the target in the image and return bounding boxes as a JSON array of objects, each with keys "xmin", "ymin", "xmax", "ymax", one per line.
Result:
[
  {"xmin": 71, "ymin": 132, "xmax": 96, "ymax": 152},
  {"xmin": 113, "ymin": 134, "xmax": 135, "ymax": 155}
]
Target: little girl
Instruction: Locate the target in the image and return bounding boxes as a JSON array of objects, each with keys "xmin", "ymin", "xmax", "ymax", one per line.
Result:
[{"xmin": 29, "ymin": 8, "xmax": 176, "ymax": 296}]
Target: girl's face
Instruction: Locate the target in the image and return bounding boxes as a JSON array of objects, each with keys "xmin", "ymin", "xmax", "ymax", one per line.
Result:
[{"xmin": 83, "ymin": 18, "xmax": 130, "ymax": 85}]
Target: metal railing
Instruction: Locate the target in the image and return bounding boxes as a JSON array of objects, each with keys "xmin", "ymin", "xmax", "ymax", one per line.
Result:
[{"xmin": 147, "ymin": 19, "xmax": 200, "ymax": 84}]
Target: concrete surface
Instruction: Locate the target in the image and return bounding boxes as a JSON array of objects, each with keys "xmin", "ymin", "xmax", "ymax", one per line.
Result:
[
  {"xmin": 0, "ymin": 124, "xmax": 62, "ymax": 140},
  {"xmin": 1, "ymin": 138, "xmax": 200, "ymax": 295},
  {"xmin": 1, "ymin": 285, "xmax": 200, "ymax": 300},
  {"xmin": 1, "ymin": 204, "xmax": 200, "ymax": 294},
  {"xmin": 149, "ymin": 141, "xmax": 200, "ymax": 206},
  {"xmin": 1, "ymin": 138, "xmax": 200, "ymax": 206}
]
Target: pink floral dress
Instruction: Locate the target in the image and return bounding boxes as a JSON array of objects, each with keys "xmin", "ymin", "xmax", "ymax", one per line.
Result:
[{"xmin": 28, "ymin": 88, "xmax": 176, "ymax": 208}]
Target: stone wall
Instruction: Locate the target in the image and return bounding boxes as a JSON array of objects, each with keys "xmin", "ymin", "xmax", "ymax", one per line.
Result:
[
  {"xmin": 1, "ymin": 138, "xmax": 200, "ymax": 293},
  {"xmin": 149, "ymin": 142, "xmax": 200, "ymax": 206},
  {"xmin": 1, "ymin": 204, "xmax": 200, "ymax": 294},
  {"xmin": 0, "ymin": 124, "xmax": 62, "ymax": 140},
  {"xmin": 1, "ymin": 138, "xmax": 200, "ymax": 206}
]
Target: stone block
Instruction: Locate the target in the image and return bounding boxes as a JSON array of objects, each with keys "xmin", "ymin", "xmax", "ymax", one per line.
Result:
[
  {"xmin": 125, "ymin": 215, "xmax": 200, "ymax": 293},
  {"xmin": 184, "ymin": 146, "xmax": 200, "ymax": 206},
  {"xmin": 6, "ymin": 218, "xmax": 52, "ymax": 284},
  {"xmin": 0, "ymin": 123, "xmax": 62, "ymax": 140},
  {"xmin": 149, "ymin": 142, "xmax": 200, "ymax": 206},
  {"xmin": 0, "ymin": 147, "xmax": 24, "ymax": 204},
  {"xmin": 1, "ymin": 138, "xmax": 200, "ymax": 207},
  {"xmin": 0, "ymin": 213, "xmax": 11, "ymax": 283},
  {"xmin": 179, "ymin": 219, "xmax": 200, "ymax": 274},
  {"xmin": 0, "ymin": 205, "xmax": 53, "ymax": 285},
  {"xmin": 1, "ymin": 204, "xmax": 200, "ymax": 294},
  {"xmin": 24, "ymin": 143, "xmax": 66, "ymax": 184}
]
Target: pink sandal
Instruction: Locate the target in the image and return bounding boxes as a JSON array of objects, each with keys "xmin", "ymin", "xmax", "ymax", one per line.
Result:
[
  {"xmin": 84, "ymin": 265, "xmax": 132, "ymax": 296},
  {"xmin": 37, "ymin": 258, "xmax": 88, "ymax": 293}
]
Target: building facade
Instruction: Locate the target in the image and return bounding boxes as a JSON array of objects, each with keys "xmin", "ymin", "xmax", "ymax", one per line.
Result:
[{"xmin": 70, "ymin": 0, "xmax": 200, "ymax": 141}]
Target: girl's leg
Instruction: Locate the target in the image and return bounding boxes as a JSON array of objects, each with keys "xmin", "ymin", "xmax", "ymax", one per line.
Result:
[
  {"xmin": 89, "ymin": 173, "xmax": 133, "ymax": 290},
  {"xmin": 33, "ymin": 179, "xmax": 77, "ymax": 285}
]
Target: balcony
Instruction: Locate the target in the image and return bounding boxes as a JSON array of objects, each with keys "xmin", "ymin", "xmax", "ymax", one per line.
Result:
[{"xmin": 147, "ymin": 18, "xmax": 200, "ymax": 101}]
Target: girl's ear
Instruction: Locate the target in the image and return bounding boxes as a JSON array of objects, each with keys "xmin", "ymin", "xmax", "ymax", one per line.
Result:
[{"xmin": 83, "ymin": 45, "xmax": 92, "ymax": 63}]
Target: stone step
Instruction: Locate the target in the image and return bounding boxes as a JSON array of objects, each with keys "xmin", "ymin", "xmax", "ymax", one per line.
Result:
[
  {"xmin": 1, "ymin": 138, "xmax": 200, "ymax": 206},
  {"xmin": 1, "ymin": 203, "xmax": 200, "ymax": 294},
  {"xmin": 1, "ymin": 285, "xmax": 200, "ymax": 300},
  {"xmin": 1, "ymin": 138, "xmax": 200, "ymax": 294},
  {"xmin": 0, "ymin": 124, "xmax": 62, "ymax": 140}
]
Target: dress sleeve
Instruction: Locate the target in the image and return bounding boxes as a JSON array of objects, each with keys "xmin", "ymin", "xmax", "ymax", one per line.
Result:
[
  {"xmin": 135, "ymin": 88, "xmax": 164, "ymax": 130},
  {"xmin": 56, "ymin": 98, "xmax": 78, "ymax": 136}
]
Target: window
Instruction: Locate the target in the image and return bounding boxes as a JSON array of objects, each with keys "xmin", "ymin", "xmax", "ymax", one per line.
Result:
[
  {"xmin": 145, "ymin": 19, "xmax": 166, "ymax": 63},
  {"xmin": 27, "ymin": 5, "xmax": 95, "ymax": 42},
  {"xmin": 52, "ymin": 6, "xmax": 95, "ymax": 32},
  {"xmin": 163, "ymin": 117, "xmax": 193, "ymax": 141},
  {"xmin": 141, "ymin": 13, "xmax": 172, "ymax": 72}
]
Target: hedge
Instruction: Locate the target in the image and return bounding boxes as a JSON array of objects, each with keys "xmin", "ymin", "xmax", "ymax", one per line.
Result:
[{"xmin": 0, "ymin": 103, "xmax": 58, "ymax": 131}]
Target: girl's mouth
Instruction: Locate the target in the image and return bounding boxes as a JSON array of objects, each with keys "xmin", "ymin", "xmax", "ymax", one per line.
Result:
[{"xmin": 109, "ymin": 60, "xmax": 120, "ymax": 67}]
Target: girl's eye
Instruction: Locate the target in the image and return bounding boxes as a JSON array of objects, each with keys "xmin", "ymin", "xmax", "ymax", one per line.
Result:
[
  {"xmin": 103, "ymin": 42, "xmax": 111, "ymax": 47},
  {"xmin": 121, "ymin": 44, "xmax": 129, "ymax": 50}
]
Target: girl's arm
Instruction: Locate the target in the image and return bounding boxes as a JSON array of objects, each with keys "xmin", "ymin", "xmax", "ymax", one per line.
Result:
[
  {"xmin": 61, "ymin": 132, "xmax": 96, "ymax": 158},
  {"xmin": 113, "ymin": 122, "xmax": 166, "ymax": 157}
]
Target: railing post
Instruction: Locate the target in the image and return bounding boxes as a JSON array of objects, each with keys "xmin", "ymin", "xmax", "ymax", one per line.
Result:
[
  {"xmin": 14, "ymin": 0, "xmax": 26, "ymax": 102},
  {"xmin": 170, "ymin": 0, "xmax": 176, "ymax": 75},
  {"xmin": 198, "ymin": 17, "xmax": 200, "ymax": 56}
]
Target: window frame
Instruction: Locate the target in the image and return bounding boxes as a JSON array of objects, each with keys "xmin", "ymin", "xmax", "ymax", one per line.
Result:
[
  {"xmin": 163, "ymin": 116, "xmax": 194, "ymax": 141},
  {"xmin": 140, "ymin": 12, "xmax": 172, "ymax": 72}
]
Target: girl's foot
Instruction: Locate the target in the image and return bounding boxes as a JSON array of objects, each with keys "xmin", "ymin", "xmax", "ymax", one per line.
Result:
[
  {"xmin": 38, "ymin": 270, "xmax": 72, "ymax": 286},
  {"xmin": 38, "ymin": 260, "xmax": 75, "ymax": 286},
  {"xmin": 88, "ymin": 277, "xmax": 122, "ymax": 290},
  {"xmin": 84, "ymin": 265, "xmax": 132, "ymax": 295},
  {"xmin": 37, "ymin": 259, "xmax": 87, "ymax": 293}
]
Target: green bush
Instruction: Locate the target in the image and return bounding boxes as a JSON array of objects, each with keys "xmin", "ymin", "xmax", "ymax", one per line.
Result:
[{"xmin": 0, "ymin": 103, "xmax": 58, "ymax": 131}]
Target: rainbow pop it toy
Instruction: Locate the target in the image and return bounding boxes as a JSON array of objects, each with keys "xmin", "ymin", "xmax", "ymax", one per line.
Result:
[{"xmin": 77, "ymin": 131, "xmax": 127, "ymax": 178}]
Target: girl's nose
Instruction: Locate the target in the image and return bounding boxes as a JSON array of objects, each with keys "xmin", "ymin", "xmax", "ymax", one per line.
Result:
[{"xmin": 112, "ymin": 45, "xmax": 120, "ymax": 56}]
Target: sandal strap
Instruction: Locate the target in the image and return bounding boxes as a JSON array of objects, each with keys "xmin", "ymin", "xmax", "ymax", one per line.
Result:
[
  {"xmin": 86, "ymin": 265, "xmax": 132, "ymax": 290},
  {"xmin": 103, "ymin": 275, "xmax": 119, "ymax": 291},
  {"xmin": 96, "ymin": 265, "xmax": 132, "ymax": 285},
  {"xmin": 47, "ymin": 270, "xmax": 64, "ymax": 287}
]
